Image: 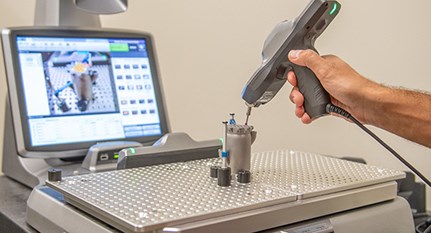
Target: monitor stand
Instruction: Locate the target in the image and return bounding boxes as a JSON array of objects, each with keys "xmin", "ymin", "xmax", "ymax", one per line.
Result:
[{"xmin": 2, "ymin": 97, "xmax": 84, "ymax": 188}]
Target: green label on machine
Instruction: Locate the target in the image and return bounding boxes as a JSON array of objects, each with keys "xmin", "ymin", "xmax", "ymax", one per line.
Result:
[{"xmin": 110, "ymin": 43, "xmax": 129, "ymax": 52}]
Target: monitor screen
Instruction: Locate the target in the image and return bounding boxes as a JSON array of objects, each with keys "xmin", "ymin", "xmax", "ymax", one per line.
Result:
[{"xmin": 2, "ymin": 28, "xmax": 169, "ymax": 157}]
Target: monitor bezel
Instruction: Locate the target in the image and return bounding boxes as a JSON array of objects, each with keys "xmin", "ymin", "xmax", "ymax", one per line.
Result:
[{"xmin": 1, "ymin": 27, "xmax": 170, "ymax": 159}]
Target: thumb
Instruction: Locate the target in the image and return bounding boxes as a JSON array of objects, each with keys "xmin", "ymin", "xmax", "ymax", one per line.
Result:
[{"xmin": 288, "ymin": 49, "xmax": 326, "ymax": 78}]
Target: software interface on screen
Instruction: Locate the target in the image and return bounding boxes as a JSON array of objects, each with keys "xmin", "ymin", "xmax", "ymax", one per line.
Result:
[{"xmin": 16, "ymin": 36, "xmax": 162, "ymax": 147}]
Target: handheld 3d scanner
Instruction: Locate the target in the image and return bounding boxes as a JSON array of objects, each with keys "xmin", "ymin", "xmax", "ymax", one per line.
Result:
[{"xmin": 242, "ymin": 0, "xmax": 340, "ymax": 119}]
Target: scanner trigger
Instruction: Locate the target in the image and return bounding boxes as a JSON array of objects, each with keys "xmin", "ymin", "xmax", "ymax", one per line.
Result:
[{"xmin": 276, "ymin": 62, "xmax": 292, "ymax": 80}]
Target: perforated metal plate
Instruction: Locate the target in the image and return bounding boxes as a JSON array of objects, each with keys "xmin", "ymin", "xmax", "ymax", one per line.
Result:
[
  {"xmin": 47, "ymin": 150, "xmax": 404, "ymax": 232},
  {"xmin": 251, "ymin": 150, "xmax": 404, "ymax": 199}
]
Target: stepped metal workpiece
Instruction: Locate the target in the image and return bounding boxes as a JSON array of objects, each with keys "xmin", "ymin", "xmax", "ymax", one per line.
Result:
[{"xmin": 42, "ymin": 150, "xmax": 411, "ymax": 233}]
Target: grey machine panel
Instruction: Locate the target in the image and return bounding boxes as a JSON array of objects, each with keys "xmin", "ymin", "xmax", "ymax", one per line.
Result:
[{"xmin": 45, "ymin": 150, "xmax": 406, "ymax": 232}]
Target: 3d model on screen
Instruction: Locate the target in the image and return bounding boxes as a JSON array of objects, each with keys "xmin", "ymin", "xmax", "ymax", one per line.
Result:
[{"xmin": 44, "ymin": 51, "xmax": 118, "ymax": 113}]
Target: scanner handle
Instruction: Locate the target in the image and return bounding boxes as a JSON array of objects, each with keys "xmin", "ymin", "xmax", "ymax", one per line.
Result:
[{"xmin": 289, "ymin": 62, "xmax": 330, "ymax": 119}]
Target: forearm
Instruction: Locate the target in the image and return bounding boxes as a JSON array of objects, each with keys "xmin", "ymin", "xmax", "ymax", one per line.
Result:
[
  {"xmin": 364, "ymin": 85, "xmax": 431, "ymax": 148},
  {"xmin": 287, "ymin": 50, "xmax": 431, "ymax": 147}
]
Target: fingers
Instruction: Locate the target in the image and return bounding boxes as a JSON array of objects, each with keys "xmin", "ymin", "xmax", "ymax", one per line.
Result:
[
  {"xmin": 301, "ymin": 113, "xmax": 312, "ymax": 124},
  {"xmin": 289, "ymin": 87, "xmax": 304, "ymax": 106},
  {"xmin": 289, "ymin": 87, "xmax": 311, "ymax": 124},
  {"xmin": 288, "ymin": 49, "xmax": 323, "ymax": 67},
  {"xmin": 294, "ymin": 105, "xmax": 305, "ymax": 118},
  {"xmin": 287, "ymin": 70, "xmax": 303, "ymax": 107},
  {"xmin": 287, "ymin": 70, "xmax": 297, "ymax": 86},
  {"xmin": 287, "ymin": 61, "xmax": 313, "ymax": 124},
  {"xmin": 288, "ymin": 70, "xmax": 304, "ymax": 110},
  {"xmin": 288, "ymin": 49, "xmax": 328, "ymax": 81},
  {"xmin": 292, "ymin": 100, "xmax": 312, "ymax": 124}
]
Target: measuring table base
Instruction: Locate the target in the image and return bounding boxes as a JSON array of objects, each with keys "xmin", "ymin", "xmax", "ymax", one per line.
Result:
[{"xmin": 43, "ymin": 150, "xmax": 405, "ymax": 232}]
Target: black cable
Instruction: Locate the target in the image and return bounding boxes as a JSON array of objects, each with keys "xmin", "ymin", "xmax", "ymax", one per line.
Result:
[
  {"xmin": 417, "ymin": 224, "xmax": 423, "ymax": 233},
  {"xmin": 417, "ymin": 221, "xmax": 431, "ymax": 233},
  {"xmin": 419, "ymin": 218, "xmax": 431, "ymax": 233},
  {"xmin": 326, "ymin": 104, "xmax": 431, "ymax": 188}
]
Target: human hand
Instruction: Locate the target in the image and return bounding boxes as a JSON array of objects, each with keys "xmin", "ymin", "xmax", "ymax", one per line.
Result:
[{"xmin": 287, "ymin": 49, "xmax": 377, "ymax": 124}]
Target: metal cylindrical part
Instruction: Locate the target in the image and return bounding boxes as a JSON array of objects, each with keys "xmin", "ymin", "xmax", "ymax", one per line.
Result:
[
  {"xmin": 48, "ymin": 168, "xmax": 62, "ymax": 182},
  {"xmin": 237, "ymin": 170, "xmax": 251, "ymax": 183},
  {"xmin": 222, "ymin": 121, "xmax": 228, "ymax": 151},
  {"xmin": 226, "ymin": 125, "xmax": 256, "ymax": 175},
  {"xmin": 210, "ymin": 166, "xmax": 220, "ymax": 178},
  {"xmin": 217, "ymin": 167, "xmax": 231, "ymax": 186}
]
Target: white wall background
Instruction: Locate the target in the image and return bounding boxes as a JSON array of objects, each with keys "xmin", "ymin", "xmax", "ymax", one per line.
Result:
[{"xmin": 0, "ymin": 0, "xmax": 430, "ymax": 209}]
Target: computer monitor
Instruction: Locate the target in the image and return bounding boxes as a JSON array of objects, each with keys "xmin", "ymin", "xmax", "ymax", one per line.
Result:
[{"xmin": 2, "ymin": 27, "xmax": 170, "ymax": 159}]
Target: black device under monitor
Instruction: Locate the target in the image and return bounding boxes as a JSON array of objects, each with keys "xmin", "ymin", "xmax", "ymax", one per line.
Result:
[{"xmin": 1, "ymin": 27, "xmax": 170, "ymax": 160}]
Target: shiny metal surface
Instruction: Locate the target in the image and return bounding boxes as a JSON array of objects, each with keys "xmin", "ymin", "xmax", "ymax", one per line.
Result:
[
  {"xmin": 47, "ymin": 150, "xmax": 405, "ymax": 232},
  {"xmin": 251, "ymin": 150, "xmax": 404, "ymax": 199}
]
